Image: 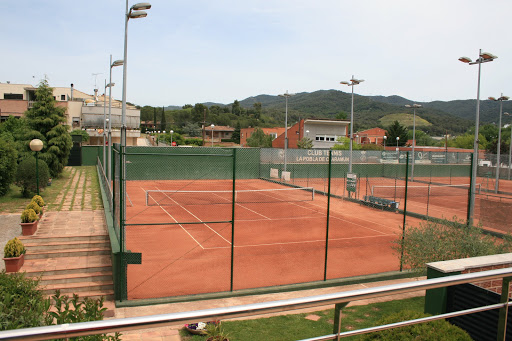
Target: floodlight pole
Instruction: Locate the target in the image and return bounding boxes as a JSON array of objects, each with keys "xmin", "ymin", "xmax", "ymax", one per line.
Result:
[
  {"xmin": 211, "ymin": 124, "xmax": 214, "ymax": 147},
  {"xmin": 340, "ymin": 76, "xmax": 364, "ymax": 173},
  {"xmin": 504, "ymin": 112, "xmax": 512, "ymax": 180},
  {"xmin": 489, "ymin": 95, "xmax": 508, "ymax": 193},
  {"xmin": 405, "ymin": 104, "xmax": 422, "ymax": 181},
  {"xmin": 278, "ymin": 91, "xmax": 294, "ymax": 172},
  {"xmin": 108, "ymin": 55, "xmax": 123, "ymax": 185},
  {"xmin": 458, "ymin": 49, "xmax": 497, "ymax": 225},
  {"xmin": 103, "ymin": 79, "xmax": 107, "ymax": 172}
]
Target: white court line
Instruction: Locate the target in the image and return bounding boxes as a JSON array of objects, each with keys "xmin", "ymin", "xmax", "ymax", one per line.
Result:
[
  {"xmin": 156, "ymin": 187, "xmax": 232, "ymax": 245},
  {"xmin": 203, "ymin": 233, "xmax": 396, "ymax": 250},
  {"xmin": 210, "ymin": 192, "xmax": 272, "ymax": 220}
]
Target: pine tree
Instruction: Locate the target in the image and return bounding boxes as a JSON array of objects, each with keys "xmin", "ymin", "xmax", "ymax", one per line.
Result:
[
  {"xmin": 24, "ymin": 79, "xmax": 72, "ymax": 178},
  {"xmin": 160, "ymin": 107, "xmax": 166, "ymax": 131},
  {"xmin": 386, "ymin": 120, "xmax": 408, "ymax": 147},
  {"xmin": 232, "ymin": 121, "xmax": 241, "ymax": 143}
]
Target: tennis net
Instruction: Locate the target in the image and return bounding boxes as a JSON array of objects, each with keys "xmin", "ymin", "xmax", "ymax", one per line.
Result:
[
  {"xmin": 371, "ymin": 183, "xmax": 480, "ymax": 199},
  {"xmin": 146, "ymin": 187, "xmax": 315, "ymax": 206}
]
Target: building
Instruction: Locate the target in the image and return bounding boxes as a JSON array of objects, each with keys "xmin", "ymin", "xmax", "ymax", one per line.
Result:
[
  {"xmin": 0, "ymin": 82, "xmax": 141, "ymax": 146},
  {"xmin": 240, "ymin": 127, "xmax": 286, "ymax": 147},
  {"xmin": 272, "ymin": 118, "xmax": 350, "ymax": 149},
  {"xmin": 203, "ymin": 125, "xmax": 235, "ymax": 143},
  {"xmin": 354, "ymin": 127, "xmax": 387, "ymax": 145}
]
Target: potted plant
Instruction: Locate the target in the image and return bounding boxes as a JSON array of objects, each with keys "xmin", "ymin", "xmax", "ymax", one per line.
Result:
[
  {"xmin": 205, "ymin": 321, "xmax": 229, "ymax": 341},
  {"xmin": 3, "ymin": 237, "xmax": 26, "ymax": 272},
  {"xmin": 31, "ymin": 195, "xmax": 45, "ymax": 217},
  {"xmin": 20, "ymin": 208, "xmax": 39, "ymax": 236}
]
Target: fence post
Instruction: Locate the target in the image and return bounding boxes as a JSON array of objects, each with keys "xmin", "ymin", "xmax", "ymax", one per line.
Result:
[
  {"xmin": 400, "ymin": 152, "xmax": 409, "ymax": 272},
  {"xmin": 324, "ymin": 150, "xmax": 332, "ymax": 281},
  {"xmin": 230, "ymin": 148, "xmax": 237, "ymax": 292},
  {"xmin": 333, "ymin": 302, "xmax": 349, "ymax": 341},
  {"xmin": 497, "ymin": 276, "xmax": 511, "ymax": 341}
]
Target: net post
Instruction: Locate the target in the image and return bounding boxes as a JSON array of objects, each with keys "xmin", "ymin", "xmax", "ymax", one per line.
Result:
[
  {"xmin": 312, "ymin": 188, "xmax": 315, "ymax": 201},
  {"xmin": 324, "ymin": 150, "xmax": 332, "ymax": 281},
  {"xmin": 400, "ymin": 151, "xmax": 410, "ymax": 272}
]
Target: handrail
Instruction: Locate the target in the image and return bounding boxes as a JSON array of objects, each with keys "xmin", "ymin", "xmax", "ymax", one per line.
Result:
[{"xmin": 1, "ymin": 267, "xmax": 511, "ymax": 340}]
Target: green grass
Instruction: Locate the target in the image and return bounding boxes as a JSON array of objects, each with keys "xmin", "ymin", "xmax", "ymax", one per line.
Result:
[
  {"xmin": 379, "ymin": 113, "xmax": 432, "ymax": 128},
  {"xmin": 180, "ymin": 296, "xmax": 425, "ymax": 341}
]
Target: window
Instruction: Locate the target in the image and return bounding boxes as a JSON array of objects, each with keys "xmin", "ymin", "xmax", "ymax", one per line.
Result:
[
  {"xmin": 4, "ymin": 93, "xmax": 23, "ymax": 100},
  {"xmin": 316, "ymin": 135, "xmax": 337, "ymax": 142},
  {"xmin": 61, "ymin": 95, "xmax": 66, "ymax": 100},
  {"xmin": 269, "ymin": 133, "xmax": 277, "ymax": 139}
]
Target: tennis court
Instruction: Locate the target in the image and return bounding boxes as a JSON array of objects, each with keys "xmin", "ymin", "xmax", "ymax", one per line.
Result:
[{"xmin": 122, "ymin": 178, "xmax": 415, "ymax": 299}]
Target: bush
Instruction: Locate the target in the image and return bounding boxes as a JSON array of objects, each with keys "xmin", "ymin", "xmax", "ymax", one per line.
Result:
[
  {"xmin": 4, "ymin": 238, "xmax": 25, "ymax": 258},
  {"xmin": 15, "ymin": 157, "xmax": 50, "ymax": 198},
  {"xmin": 0, "ymin": 272, "xmax": 51, "ymax": 330},
  {"xmin": 184, "ymin": 138, "xmax": 204, "ymax": 146},
  {"xmin": 21, "ymin": 209, "xmax": 38, "ymax": 223},
  {"xmin": 26, "ymin": 201, "xmax": 41, "ymax": 215},
  {"xmin": 0, "ymin": 137, "xmax": 18, "ymax": 196},
  {"xmin": 32, "ymin": 195, "xmax": 45, "ymax": 207},
  {"xmin": 360, "ymin": 310, "xmax": 472, "ymax": 340},
  {"xmin": 394, "ymin": 219, "xmax": 512, "ymax": 274}
]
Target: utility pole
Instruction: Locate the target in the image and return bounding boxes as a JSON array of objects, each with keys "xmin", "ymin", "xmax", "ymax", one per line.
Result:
[{"xmin": 202, "ymin": 109, "xmax": 206, "ymax": 146}]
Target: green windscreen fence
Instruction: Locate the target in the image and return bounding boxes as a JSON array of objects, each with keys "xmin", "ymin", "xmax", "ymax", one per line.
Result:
[{"xmin": 101, "ymin": 146, "xmax": 512, "ymax": 303}]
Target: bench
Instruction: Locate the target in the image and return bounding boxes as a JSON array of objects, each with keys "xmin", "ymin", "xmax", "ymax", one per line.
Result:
[{"xmin": 362, "ymin": 195, "xmax": 399, "ymax": 210}]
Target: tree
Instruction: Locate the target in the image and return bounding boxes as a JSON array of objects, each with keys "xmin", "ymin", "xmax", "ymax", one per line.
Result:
[
  {"xmin": 15, "ymin": 157, "xmax": 50, "ymax": 197},
  {"xmin": 332, "ymin": 136, "xmax": 361, "ymax": 150},
  {"xmin": 153, "ymin": 107, "xmax": 157, "ymax": 130},
  {"xmin": 232, "ymin": 100, "xmax": 241, "ymax": 116},
  {"xmin": 70, "ymin": 129, "xmax": 90, "ymax": 142},
  {"xmin": 253, "ymin": 102, "xmax": 262, "ymax": 120},
  {"xmin": 336, "ymin": 111, "xmax": 348, "ymax": 120},
  {"xmin": 297, "ymin": 137, "xmax": 313, "ymax": 149},
  {"xmin": 386, "ymin": 120, "xmax": 408, "ymax": 147},
  {"xmin": 0, "ymin": 116, "xmax": 31, "ymax": 162},
  {"xmin": 24, "ymin": 80, "xmax": 72, "ymax": 178},
  {"xmin": 0, "ymin": 136, "xmax": 18, "ymax": 196},
  {"xmin": 192, "ymin": 103, "xmax": 208, "ymax": 123},
  {"xmin": 160, "ymin": 107, "xmax": 167, "ymax": 131},
  {"xmin": 246, "ymin": 128, "xmax": 273, "ymax": 147},
  {"xmin": 231, "ymin": 121, "xmax": 241, "ymax": 144},
  {"xmin": 183, "ymin": 122, "xmax": 201, "ymax": 137}
]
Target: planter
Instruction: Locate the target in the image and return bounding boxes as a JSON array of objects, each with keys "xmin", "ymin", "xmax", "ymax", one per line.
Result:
[
  {"xmin": 3, "ymin": 254, "xmax": 25, "ymax": 272},
  {"xmin": 39, "ymin": 207, "xmax": 44, "ymax": 219},
  {"xmin": 21, "ymin": 220, "xmax": 38, "ymax": 236}
]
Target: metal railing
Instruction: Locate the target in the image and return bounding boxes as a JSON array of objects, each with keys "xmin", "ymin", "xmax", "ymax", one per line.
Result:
[{"xmin": 1, "ymin": 267, "xmax": 511, "ymax": 340}]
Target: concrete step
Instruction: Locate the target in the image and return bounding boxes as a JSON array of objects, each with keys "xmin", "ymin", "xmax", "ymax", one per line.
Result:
[
  {"xmin": 23, "ymin": 255, "xmax": 112, "ymax": 276},
  {"xmin": 37, "ymin": 271, "xmax": 113, "ymax": 285},
  {"xmin": 24, "ymin": 240, "xmax": 110, "ymax": 252},
  {"xmin": 25, "ymin": 248, "xmax": 111, "ymax": 260},
  {"xmin": 47, "ymin": 291, "xmax": 116, "ymax": 306},
  {"xmin": 19, "ymin": 234, "xmax": 109, "ymax": 244},
  {"xmin": 42, "ymin": 281, "xmax": 114, "ymax": 295}
]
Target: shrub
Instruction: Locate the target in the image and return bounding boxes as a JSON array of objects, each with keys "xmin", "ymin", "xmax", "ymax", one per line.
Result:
[
  {"xmin": 0, "ymin": 137, "xmax": 18, "ymax": 196},
  {"xmin": 393, "ymin": 218, "xmax": 512, "ymax": 274},
  {"xmin": 32, "ymin": 195, "xmax": 45, "ymax": 207},
  {"xmin": 21, "ymin": 209, "xmax": 38, "ymax": 223},
  {"xmin": 15, "ymin": 157, "xmax": 50, "ymax": 198},
  {"xmin": 4, "ymin": 237, "xmax": 26, "ymax": 258},
  {"xmin": 0, "ymin": 272, "xmax": 51, "ymax": 330},
  {"xmin": 26, "ymin": 201, "xmax": 41, "ymax": 215},
  {"xmin": 360, "ymin": 310, "xmax": 472, "ymax": 340}
]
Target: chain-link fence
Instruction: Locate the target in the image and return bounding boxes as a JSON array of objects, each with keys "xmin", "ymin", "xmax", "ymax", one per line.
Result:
[{"xmin": 101, "ymin": 146, "xmax": 512, "ymax": 302}]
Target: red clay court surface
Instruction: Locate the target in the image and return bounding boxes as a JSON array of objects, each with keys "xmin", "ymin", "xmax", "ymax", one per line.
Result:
[{"xmin": 123, "ymin": 179, "xmax": 424, "ymax": 300}]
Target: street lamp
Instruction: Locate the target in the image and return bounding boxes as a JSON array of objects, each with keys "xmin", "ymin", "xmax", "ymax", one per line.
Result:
[
  {"xmin": 504, "ymin": 112, "xmax": 512, "ymax": 180},
  {"xmin": 405, "ymin": 104, "xmax": 422, "ymax": 181},
  {"xmin": 488, "ymin": 95, "xmax": 509, "ymax": 193},
  {"xmin": 170, "ymin": 130, "xmax": 174, "ymax": 146},
  {"xmin": 108, "ymin": 56, "xmax": 123, "ymax": 185},
  {"xmin": 211, "ymin": 124, "xmax": 214, "ymax": 147},
  {"xmin": 278, "ymin": 90, "xmax": 295, "ymax": 172},
  {"xmin": 459, "ymin": 49, "xmax": 497, "ymax": 224},
  {"xmin": 383, "ymin": 135, "xmax": 387, "ymax": 149},
  {"xmin": 396, "ymin": 136, "xmax": 400, "ymax": 151},
  {"xmin": 30, "ymin": 139, "xmax": 43, "ymax": 196},
  {"xmin": 340, "ymin": 76, "xmax": 364, "ymax": 173}
]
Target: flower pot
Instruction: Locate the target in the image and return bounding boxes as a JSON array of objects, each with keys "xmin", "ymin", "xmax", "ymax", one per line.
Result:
[
  {"xmin": 21, "ymin": 220, "xmax": 38, "ymax": 236},
  {"xmin": 39, "ymin": 207, "xmax": 44, "ymax": 219},
  {"xmin": 3, "ymin": 254, "xmax": 25, "ymax": 272}
]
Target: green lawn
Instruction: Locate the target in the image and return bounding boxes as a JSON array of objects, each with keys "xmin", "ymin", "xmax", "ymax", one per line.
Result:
[{"xmin": 180, "ymin": 296, "xmax": 425, "ymax": 341}]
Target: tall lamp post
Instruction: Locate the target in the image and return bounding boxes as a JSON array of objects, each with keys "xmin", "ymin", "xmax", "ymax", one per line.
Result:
[
  {"xmin": 170, "ymin": 130, "xmax": 174, "ymax": 146},
  {"xmin": 340, "ymin": 76, "xmax": 364, "ymax": 173},
  {"xmin": 405, "ymin": 104, "xmax": 422, "ymax": 181},
  {"xmin": 459, "ymin": 50, "xmax": 497, "ymax": 225},
  {"xmin": 108, "ymin": 56, "xmax": 123, "ymax": 186},
  {"xmin": 488, "ymin": 95, "xmax": 509, "ymax": 193},
  {"xmin": 383, "ymin": 135, "xmax": 387, "ymax": 149},
  {"xmin": 211, "ymin": 124, "xmax": 214, "ymax": 147},
  {"xmin": 396, "ymin": 136, "xmax": 400, "ymax": 150},
  {"xmin": 30, "ymin": 139, "xmax": 43, "ymax": 196},
  {"xmin": 504, "ymin": 112, "xmax": 512, "ymax": 180},
  {"xmin": 278, "ymin": 90, "xmax": 294, "ymax": 172}
]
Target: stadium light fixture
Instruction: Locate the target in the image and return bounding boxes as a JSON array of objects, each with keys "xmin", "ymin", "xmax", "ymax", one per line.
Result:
[
  {"xmin": 458, "ymin": 49, "xmax": 497, "ymax": 225},
  {"xmin": 405, "ymin": 104, "xmax": 422, "ymax": 181},
  {"xmin": 340, "ymin": 76, "xmax": 364, "ymax": 173}
]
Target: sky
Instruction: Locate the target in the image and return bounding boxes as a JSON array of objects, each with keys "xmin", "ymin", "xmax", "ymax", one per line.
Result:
[{"xmin": 2, "ymin": 0, "xmax": 512, "ymax": 107}]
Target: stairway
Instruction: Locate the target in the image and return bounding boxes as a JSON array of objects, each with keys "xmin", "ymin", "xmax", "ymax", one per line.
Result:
[{"xmin": 19, "ymin": 211, "xmax": 116, "ymax": 316}]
